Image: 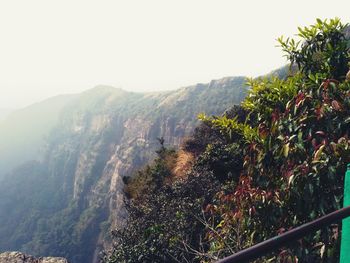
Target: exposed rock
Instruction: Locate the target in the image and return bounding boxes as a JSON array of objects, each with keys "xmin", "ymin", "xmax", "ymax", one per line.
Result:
[{"xmin": 0, "ymin": 252, "xmax": 68, "ymax": 263}]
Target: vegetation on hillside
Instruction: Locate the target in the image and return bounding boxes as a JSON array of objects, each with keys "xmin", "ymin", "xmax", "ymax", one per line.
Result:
[{"xmin": 104, "ymin": 18, "xmax": 350, "ymax": 262}]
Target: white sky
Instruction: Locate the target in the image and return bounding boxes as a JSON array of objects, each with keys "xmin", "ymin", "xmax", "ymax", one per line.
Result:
[{"xmin": 0, "ymin": 0, "xmax": 349, "ymax": 108}]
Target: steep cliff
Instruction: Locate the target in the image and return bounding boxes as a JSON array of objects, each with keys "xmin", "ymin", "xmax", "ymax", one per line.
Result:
[{"xmin": 0, "ymin": 77, "xmax": 247, "ymax": 263}]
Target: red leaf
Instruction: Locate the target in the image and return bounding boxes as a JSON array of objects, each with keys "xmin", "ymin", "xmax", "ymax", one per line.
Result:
[{"xmin": 331, "ymin": 100, "xmax": 342, "ymax": 111}]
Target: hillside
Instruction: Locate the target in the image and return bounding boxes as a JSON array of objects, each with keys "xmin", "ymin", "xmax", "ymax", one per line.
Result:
[{"xmin": 0, "ymin": 78, "xmax": 247, "ymax": 263}]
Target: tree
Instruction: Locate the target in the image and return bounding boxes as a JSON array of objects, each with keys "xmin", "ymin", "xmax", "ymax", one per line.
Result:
[{"xmin": 201, "ymin": 18, "xmax": 350, "ymax": 262}]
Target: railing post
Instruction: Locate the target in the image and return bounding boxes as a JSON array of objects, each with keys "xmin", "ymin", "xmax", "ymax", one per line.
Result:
[{"xmin": 340, "ymin": 164, "xmax": 350, "ymax": 262}]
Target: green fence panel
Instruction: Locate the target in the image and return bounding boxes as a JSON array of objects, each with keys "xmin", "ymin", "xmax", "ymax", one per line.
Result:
[{"xmin": 340, "ymin": 164, "xmax": 350, "ymax": 262}]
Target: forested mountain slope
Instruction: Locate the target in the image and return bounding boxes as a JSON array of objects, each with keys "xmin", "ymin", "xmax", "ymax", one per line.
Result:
[{"xmin": 0, "ymin": 78, "xmax": 247, "ymax": 263}]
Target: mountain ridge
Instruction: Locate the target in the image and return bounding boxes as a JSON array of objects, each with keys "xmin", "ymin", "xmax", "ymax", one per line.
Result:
[{"xmin": 0, "ymin": 74, "xmax": 248, "ymax": 263}]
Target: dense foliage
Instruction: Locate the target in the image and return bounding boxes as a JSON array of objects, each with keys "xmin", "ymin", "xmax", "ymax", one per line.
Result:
[
  {"xmin": 105, "ymin": 18, "xmax": 350, "ymax": 262},
  {"xmin": 200, "ymin": 18, "xmax": 350, "ymax": 262},
  {"xmin": 102, "ymin": 139, "xmax": 228, "ymax": 262}
]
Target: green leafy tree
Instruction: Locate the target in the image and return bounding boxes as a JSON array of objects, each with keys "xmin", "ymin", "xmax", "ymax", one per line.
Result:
[{"xmin": 201, "ymin": 18, "xmax": 350, "ymax": 262}]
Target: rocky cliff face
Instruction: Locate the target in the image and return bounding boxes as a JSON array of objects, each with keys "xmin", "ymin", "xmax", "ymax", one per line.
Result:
[
  {"xmin": 0, "ymin": 252, "xmax": 68, "ymax": 263},
  {"xmin": 0, "ymin": 77, "xmax": 247, "ymax": 263}
]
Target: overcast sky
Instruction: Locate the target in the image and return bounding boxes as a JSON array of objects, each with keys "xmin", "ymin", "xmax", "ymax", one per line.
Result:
[{"xmin": 0, "ymin": 0, "xmax": 349, "ymax": 108}]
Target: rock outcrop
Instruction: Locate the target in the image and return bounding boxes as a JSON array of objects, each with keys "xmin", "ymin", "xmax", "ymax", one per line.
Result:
[{"xmin": 0, "ymin": 252, "xmax": 68, "ymax": 263}]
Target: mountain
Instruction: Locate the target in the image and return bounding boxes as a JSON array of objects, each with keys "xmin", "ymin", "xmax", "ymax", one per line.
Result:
[{"xmin": 0, "ymin": 78, "xmax": 247, "ymax": 263}]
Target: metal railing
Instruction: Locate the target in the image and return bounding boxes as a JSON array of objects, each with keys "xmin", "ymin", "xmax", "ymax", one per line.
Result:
[{"xmin": 217, "ymin": 205, "xmax": 350, "ymax": 263}]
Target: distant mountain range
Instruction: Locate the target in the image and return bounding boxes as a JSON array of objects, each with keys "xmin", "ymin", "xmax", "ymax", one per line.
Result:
[{"xmin": 0, "ymin": 76, "xmax": 248, "ymax": 263}]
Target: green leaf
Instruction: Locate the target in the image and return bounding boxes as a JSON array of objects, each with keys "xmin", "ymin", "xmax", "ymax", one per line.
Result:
[
  {"xmin": 283, "ymin": 143, "xmax": 290, "ymax": 157},
  {"xmin": 313, "ymin": 145, "xmax": 325, "ymax": 161}
]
